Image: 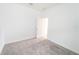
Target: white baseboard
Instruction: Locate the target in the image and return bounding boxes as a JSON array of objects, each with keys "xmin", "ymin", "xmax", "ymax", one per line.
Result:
[
  {"xmin": 49, "ymin": 39, "xmax": 79, "ymax": 54},
  {"xmin": 5, "ymin": 36, "xmax": 36, "ymax": 44},
  {"xmin": 0, "ymin": 35, "xmax": 36, "ymax": 54}
]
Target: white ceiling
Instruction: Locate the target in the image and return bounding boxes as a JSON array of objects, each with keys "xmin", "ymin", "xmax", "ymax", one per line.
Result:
[{"xmin": 20, "ymin": 3, "xmax": 58, "ymax": 11}]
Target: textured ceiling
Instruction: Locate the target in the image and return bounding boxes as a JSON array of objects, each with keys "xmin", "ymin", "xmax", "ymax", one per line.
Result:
[{"xmin": 20, "ymin": 3, "xmax": 58, "ymax": 11}]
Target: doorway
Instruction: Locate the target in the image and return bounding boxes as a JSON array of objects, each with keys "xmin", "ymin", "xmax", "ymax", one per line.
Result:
[{"xmin": 37, "ymin": 17, "xmax": 48, "ymax": 39}]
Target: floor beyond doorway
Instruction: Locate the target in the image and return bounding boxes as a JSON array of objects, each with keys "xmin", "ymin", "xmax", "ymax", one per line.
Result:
[{"xmin": 1, "ymin": 38, "xmax": 78, "ymax": 55}]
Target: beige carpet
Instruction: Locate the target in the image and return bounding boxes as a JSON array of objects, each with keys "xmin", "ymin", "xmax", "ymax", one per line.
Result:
[{"xmin": 1, "ymin": 38, "xmax": 78, "ymax": 55}]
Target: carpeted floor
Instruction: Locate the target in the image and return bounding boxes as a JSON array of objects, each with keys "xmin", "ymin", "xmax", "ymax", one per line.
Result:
[{"xmin": 1, "ymin": 38, "xmax": 78, "ymax": 55}]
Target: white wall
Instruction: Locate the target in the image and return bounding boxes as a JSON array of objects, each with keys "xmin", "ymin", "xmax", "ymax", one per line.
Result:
[
  {"xmin": 0, "ymin": 4, "xmax": 5, "ymax": 53},
  {"xmin": 0, "ymin": 29, "xmax": 4, "ymax": 54},
  {"xmin": 0, "ymin": 3, "xmax": 40, "ymax": 44},
  {"xmin": 43, "ymin": 4, "xmax": 79, "ymax": 54}
]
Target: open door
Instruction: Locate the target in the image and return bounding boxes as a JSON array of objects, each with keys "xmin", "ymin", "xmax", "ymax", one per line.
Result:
[{"xmin": 37, "ymin": 17, "xmax": 48, "ymax": 39}]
